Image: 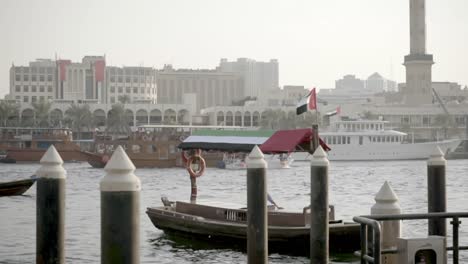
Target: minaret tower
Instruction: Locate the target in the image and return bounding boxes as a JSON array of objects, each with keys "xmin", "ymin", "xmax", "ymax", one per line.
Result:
[{"xmin": 403, "ymin": 0, "xmax": 434, "ymax": 105}]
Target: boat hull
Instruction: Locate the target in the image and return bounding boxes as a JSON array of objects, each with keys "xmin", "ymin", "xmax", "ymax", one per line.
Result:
[
  {"xmin": 292, "ymin": 139, "xmax": 463, "ymax": 161},
  {"xmin": 146, "ymin": 206, "xmax": 360, "ymax": 255},
  {"xmin": 0, "ymin": 178, "xmax": 35, "ymax": 196}
]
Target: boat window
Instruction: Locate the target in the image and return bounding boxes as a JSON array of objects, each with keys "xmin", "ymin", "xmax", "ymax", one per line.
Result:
[
  {"xmin": 391, "ymin": 137, "xmax": 394, "ymax": 142},
  {"xmin": 371, "ymin": 124, "xmax": 374, "ymax": 130},
  {"xmin": 347, "ymin": 137, "xmax": 350, "ymax": 144},
  {"xmin": 359, "ymin": 136, "xmax": 363, "ymax": 145},
  {"xmin": 342, "ymin": 136, "xmax": 346, "ymax": 144},
  {"xmin": 332, "ymin": 136, "xmax": 336, "ymax": 145},
  {"xmin": 132, "ymin": 144, "xmax": 140, "ymax": 153},
  {"xmin": 337, "ymin": 136, "xmax": 341, "ymax": 144},
  {"xmin": 377, "ymin": 137, "xmax": 381, "ymax": 143}
]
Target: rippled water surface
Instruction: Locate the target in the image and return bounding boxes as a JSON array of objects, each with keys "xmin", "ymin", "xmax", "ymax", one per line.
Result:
[{"xmin": 1, "ymin": 159, "xmax": 467, "ymax": 263}]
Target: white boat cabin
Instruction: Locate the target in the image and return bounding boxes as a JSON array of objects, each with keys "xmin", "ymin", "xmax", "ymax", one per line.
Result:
[{"xmin": 321, "ymin": 120, "xmax": 407, "ymax": 146}]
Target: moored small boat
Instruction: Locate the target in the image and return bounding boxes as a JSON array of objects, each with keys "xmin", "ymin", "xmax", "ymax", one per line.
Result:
[
  {"xmin": 146, "ymin": 200, "xmax": 360, "ymax": 255},
  {"xmin": 0, "ymin": 178, "xmax": 36, "ymax": 197}
]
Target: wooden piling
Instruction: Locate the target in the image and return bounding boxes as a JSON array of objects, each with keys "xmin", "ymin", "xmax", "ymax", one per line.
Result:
[
  {"xmin": 100, "ymin": 146, "xmax": 140, "ymax": 264},
  {"xmin": 427, "ymin": 146, "xmax": 447, "ymax": 236},
  {"xmin": 371, "ymin": 181, "xmax": 401, "ymax": 264},
  {"xmin": 310, "ymin": 145, "xmax": 329, "ymax": 264},
  {"xmin": 246, "ymin": 145, "xmax": 268, "ymax": 264},
  {"xmin": 36, "ymin": 145, "xmax": 66, "ymax": 264}
]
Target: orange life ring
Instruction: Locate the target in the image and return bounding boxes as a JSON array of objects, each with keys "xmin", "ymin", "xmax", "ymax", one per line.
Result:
[
  {"xmin": 187, "ymin": 154, "xmax": 206, "ymax": 178},
  {"xmin": 181, "ymin": 149, "xmax": 202, "ymax": 165}
]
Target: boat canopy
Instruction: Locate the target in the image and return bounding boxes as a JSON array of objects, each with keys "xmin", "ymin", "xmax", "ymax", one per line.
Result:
[
  {"xmin": 260, "ymin": 128, "xmax": 331, "ymax": 154},
  {"xmin": 178, "ymin": 129, "xmax": 275, "ymax": 152},
  {"xmin": 179, "ymin": 128, "xmax": 330, "ymax": 154}
]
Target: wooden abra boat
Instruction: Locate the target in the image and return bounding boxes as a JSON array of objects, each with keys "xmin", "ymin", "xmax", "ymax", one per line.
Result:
[
  {"xmin": 0, "ymin": 178, "xmax": 36, "ymax": 197},
  {"xmin": 0, "ymin": 127, "xmax": 87, "ymax": 162},
  {"xmin": 146, "ymin": 200, "xmax": 360, "ymax": 255}
]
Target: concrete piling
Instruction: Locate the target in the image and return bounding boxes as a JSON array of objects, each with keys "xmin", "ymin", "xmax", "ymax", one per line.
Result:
[
  {"xmin": 427, "ymin": 146, "xmax": 447, "ymax": 236},
  {"xmin": 36, "ymin": 145, "xmax": 66, "ymax": 264},
  {"xmin": 100, "ymin": 146, "xmax": 140, "ymax": 264},
  {"xmin": 371, "ymin": 181, "xmax": 401, "ymax": 264},
  {"xmin": 310, "ymin": 146, "xmax": 329, "ymax": 264},
  {"xmin": 246, "ymin": 145, "xmax": 268, "ymax": 264}
]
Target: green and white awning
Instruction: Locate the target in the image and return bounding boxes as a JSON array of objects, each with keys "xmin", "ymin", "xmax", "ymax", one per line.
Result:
[{"xmin": 178, "ymin": 130, "xmax": 275, "ymax": 152}]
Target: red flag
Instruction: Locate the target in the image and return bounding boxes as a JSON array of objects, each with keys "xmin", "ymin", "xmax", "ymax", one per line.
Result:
[
  {"xmin": 336, "ymin": 106, "xmax": 341, "ymax": 115},
  {"xmin": 308, "ymin": 88, "xmax": 317, "ymax": 110}
]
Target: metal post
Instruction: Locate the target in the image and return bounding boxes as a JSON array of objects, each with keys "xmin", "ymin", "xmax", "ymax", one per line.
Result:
[
  {"xmin": 36, "ymin": 145, "xmax": 66, "ymax": 264},
  {"xmin": 101, "ymin": 146, "xmax": 140, "ymax": 264},
  {"xmin": 310, "ymin": 145, "xmax": 329, "ymax": 264},
  {"xmin": 427, "ymin": 146, "xmax": 447, "ymax": 236},
  {"xmin": 360, "ymin": 224, "xmax": 367, "ymax": 264},
  {"xmin": 371, "ymin": 181, "xmax": 401, "ymax": 264},
  {"xmin": 246, "ymin": 145, "xmax": 267, "ymax": 264},
  {"xmin": 452, "ymin": 217, "xmax": 460, "ymax": 264},
  {"xmin": 190, "ymin": 176, "xmax": 197, "ymax": 203}
]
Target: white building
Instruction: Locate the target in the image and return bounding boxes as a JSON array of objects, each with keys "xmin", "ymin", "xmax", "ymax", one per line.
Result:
[
  {"xmin": 8, "ymin": 56, "xmax": 158, "ymax": 105},
  {"xmin": 219, "ymin": 58, "xmax": 279, "ymax": 104}
]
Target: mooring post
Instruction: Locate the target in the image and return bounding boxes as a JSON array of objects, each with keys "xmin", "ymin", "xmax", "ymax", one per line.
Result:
[
  {"xmin": 427, "ymin": 146, "xmax": 447, "ymax": 236},
  {"xmin": 371, "ymin": 181, "xmax": 401, "ymax": 264},
  {"xmin": 100, "ymin": 145, "xmax": 140, "ymax": 264},
  {"xmin": 310, "ymin": 145, "xmax": 329, "ymax": 264},
  {"xmin": 190, "ymin": 176, "xmax": 197, "ymax": 203},
  {"xmin": 36, "ymin": 145, "xmax": 66, "ymax": 264},
  {"xmin": 246, "ymin": 145, "xmax": 268, "ymax": 264}
]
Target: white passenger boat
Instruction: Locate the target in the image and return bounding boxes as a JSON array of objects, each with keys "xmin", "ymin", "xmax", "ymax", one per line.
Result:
[{"xmin": 292, "ymin": 120, "xmax": 462, "ymax": 161}]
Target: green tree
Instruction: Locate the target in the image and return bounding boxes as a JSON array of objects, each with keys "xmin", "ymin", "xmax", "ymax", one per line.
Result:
[
  {"xmin": 118, "ymin": 95, "xmax": 131, "ymax": 104},
  {"xmin": 64, "ymin": 103, "xmax": 93, "ymax": 139},
  {"xmin": 106, "ymin": 103, "xmax": 131, "ymax": 135},
  {"xmin": 0, "ymin": 100, "xmax": 20, "ymax": 127},
  {"xmin": 32, "ymin": 100, "xmax": 52, "ymax": 127}
]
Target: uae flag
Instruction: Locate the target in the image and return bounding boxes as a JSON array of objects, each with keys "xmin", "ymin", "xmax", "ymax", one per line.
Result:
[
  {"xmin": 325, "ymin": 106, "xmax": 341, "ymax": 117},
  {"xmin": 296, "ymin": 88, "xmax": 317, "ymax": 115}
]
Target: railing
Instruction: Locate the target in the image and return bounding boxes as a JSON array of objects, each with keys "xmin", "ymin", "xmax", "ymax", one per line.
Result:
[{"xmin": 353, "ymin": 212, "xmax": 468, "ymax": 264}]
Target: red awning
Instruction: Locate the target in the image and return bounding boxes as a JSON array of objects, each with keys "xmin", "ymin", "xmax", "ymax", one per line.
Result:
[{"xmin": 260, "ymin": 128, "xmax": 330, "ymax": 154}]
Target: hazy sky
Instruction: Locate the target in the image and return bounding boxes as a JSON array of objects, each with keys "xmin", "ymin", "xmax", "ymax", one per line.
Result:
[{"xmin": 1, "ymin": 0, "xmax": 467, "ymax": 97}]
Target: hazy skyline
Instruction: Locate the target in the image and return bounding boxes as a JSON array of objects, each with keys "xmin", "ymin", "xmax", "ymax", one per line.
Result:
[{"xmin": 1, "ymin": 0, "xmax": 467, "ymax": 98}]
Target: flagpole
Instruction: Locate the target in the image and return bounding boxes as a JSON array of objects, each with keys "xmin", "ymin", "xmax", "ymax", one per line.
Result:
[{"xmin": 311, "ymin": 110, "xmax": 319, "ymax": 154}]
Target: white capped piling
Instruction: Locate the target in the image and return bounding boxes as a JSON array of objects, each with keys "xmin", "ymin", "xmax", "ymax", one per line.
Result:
[
  {"xmin": 427, "ymin": 146, "xmax": 447, "ymax": 236},
  {"xmin": 246, "ymin": 145, "xmax": 268, "ymax": 264},
  {"xmin": 36, "ymin": 145, "xmax": 66, "ymax": 264},
  {"xmin": 100, "ymin": 146, "xmax": 140, "ymax": 264},
  {"xmin": 371, "ymin": 181, "xmax": 401, "ymax": 264},
  {"xmin": 310, "ymin": 145, "xmax": 329, "ymax": 264}
]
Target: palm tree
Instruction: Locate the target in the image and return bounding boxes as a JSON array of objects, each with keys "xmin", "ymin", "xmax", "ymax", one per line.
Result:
[
  {"xmin": 0, "ymin": 100, "xmax": 19, "ymax": 127},
  {"xmin": 32, "ymin": 100, "xmax": 52, "ymax": 127},
  {"xmin": 64, "ymin": 103, "xmax": 93, "ymax": 140},
  {"xmin": 106, "ymin": 103, "xmax": 131, "ymax": 135}
]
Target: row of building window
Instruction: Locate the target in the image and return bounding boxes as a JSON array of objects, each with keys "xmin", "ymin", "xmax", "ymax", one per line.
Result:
[
  {"xmin": 15, "ymin": 85, "xmax": 53, "ymax": 93},
  {"xmin": 16, "ymin": 95, "xmax": 53, "ymax": 103},
  {"xmin": 110, "ymin": 87, "xmax": 155, "ymax": 94},
  {"xmin": 108, "ymin": 68, "xmax": 154, "ymax": 75},
  {"xmin": 109, "ymin": 76, "xmax": 155, "ymax": 83},
  {"xmin": 15, "ymin": 67, "xmax": 54, "ymax": 74},
  {"xmin": 15, "ymin": 75, "xmax": 54, "ymax": 82},
  {"xmin": 109, "ymin": 97, "xmax": 153, "ymax": 104}
]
